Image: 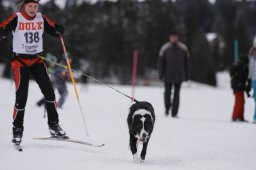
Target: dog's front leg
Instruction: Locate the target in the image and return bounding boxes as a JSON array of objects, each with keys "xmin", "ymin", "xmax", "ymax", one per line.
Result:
[
  {"xmin": 140, "ymin": 140, "xmax": 149, "ymax": 161},
  {"xmin": 130, "ymin": 135, "xmax": 140, "ymax": 163},
  {"xmin": 130, "ymin": 135, "xmax": 137, "ymax": 154}
]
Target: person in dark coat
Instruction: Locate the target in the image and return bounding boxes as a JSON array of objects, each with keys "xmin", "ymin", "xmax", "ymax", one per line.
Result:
[
  {"xmin": 229, "ymin": 55, "xmax": 251, "ymax": 122},
  {"xmin": 158, "ymin": 31, "xmax": 190, "ymax": 117}
]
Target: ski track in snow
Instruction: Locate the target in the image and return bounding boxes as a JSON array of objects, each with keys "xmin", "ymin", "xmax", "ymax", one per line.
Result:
[{"xmin": 0, "ymin": 76, "xmax": 256, "ymax": 170}]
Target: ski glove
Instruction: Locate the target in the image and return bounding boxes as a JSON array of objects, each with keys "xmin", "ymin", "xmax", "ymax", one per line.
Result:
[
  {"xmin": 245, "ymin": 78, "xmax": 252, "ymax": 97},
  {"xmin": 55, "ymin": 24, "xmax": 64, "ymax": 35},
  {"xmin": 246, "ymin": 78, "xmax": 252, "ymax": 90}
]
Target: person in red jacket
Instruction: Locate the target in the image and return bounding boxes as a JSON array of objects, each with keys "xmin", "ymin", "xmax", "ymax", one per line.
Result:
[
  {"xmin": 0, "ymin": 0, "xmax": 68, "ymax": 145},
  {"xmin": 229, "ymin": 55, "xmax": 251, "ymax": 122}
]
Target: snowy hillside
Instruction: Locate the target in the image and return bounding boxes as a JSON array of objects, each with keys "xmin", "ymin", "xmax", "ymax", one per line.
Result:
[{"xmin": 0, "ymin": 78, "xmax": 255, "ymax": 170}]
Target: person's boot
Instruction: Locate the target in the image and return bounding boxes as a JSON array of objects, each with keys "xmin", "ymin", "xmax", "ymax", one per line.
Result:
[
  {"xmin": 12, "ymin": 126, "xmax": 24, "ymax": 145},
  {"xmin": 165, "ymin": 109, "xmax": 169, "ymax": 117},
  {"xmin": 49, "ymin": 122, "xmax": 68, "ymax": 139}
]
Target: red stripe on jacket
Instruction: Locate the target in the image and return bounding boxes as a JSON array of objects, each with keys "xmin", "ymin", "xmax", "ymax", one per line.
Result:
[
  {"xmin": 42, "ymin": 14, "xmax": 56, "ymax": 27},
  {"xmin": 0, "ymin": 13, "xmax": 17, "ymax": 28},
  {"xmin": 13, "ymin": 107, "xmax": 18, "ymax": 120}
]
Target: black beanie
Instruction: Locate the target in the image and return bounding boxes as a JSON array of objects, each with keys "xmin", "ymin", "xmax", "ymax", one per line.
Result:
[
  {"xmin": 169, "ymin": 30, "xmax": 178, "ymax": 36},
  {"xmin": 23, "ymin": 0, "xmax": 40, "ymax": 4}
]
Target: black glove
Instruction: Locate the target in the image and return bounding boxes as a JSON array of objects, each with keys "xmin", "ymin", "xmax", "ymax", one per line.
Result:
[
  {"xmin": 0, "ymin": 28, "xmax": 7, "ymax": 40},
  {"xmin": 245, "ymin": 78, "xmax": 252, "ymax": 97},
  {"xmin": 246, "ymin": 91, "xmax": 251, "ymax": 98},
  {"xmin": 247, "ymin": 78, "xmax": 252, "ymax": 90},
  {"xmin": 55, "ymin": 24, "xmax": 64, "ymax": 35}
]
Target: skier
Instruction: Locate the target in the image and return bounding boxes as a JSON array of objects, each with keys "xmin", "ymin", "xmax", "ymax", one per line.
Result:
[
  {"xmin": 0, "ymin": 0, "xmax": 68, "ymax": 145},
  {"xmin": 229, "ymin": 55, "xmax": 251, "ymax": 122},
  {"xmin": 37, "ymin": 53, "xmax": 69, "ymax": 108}
]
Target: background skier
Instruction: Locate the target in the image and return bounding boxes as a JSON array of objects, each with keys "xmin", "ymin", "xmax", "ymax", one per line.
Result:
[{"xmin": 37, "ymin": 53, "xmax": 69, "ymax": 109}]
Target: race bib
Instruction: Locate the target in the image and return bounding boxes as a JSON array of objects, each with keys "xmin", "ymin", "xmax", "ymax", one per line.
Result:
[{"xmin": 13, "ymin": 12, "xmax": 44, "ymax": 54}]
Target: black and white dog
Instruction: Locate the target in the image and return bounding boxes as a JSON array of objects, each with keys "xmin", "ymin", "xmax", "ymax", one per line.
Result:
[{"xmin": 127, "ymin": 101, "xmax": 155, "ymax": 163}]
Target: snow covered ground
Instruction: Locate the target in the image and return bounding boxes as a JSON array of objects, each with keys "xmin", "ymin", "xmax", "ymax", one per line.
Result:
[{"xmin": 0, "ymin": 76, "xmax": 255, "ymax": 170}]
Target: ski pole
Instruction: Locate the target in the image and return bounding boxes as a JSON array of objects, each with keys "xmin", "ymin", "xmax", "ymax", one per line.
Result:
[
  {"xmin": 38, "ymin": 56, "xmax": 139, "ymax": 103},
  {"xmin": 59, "ymin": 36, "xmax": 89, "ymax": 137}
]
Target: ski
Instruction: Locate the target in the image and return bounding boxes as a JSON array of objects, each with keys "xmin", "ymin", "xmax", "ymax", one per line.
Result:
[
  {"xmin": 33, "ymin": 136, "xmax": 105, "ymax": 147},
  {"xmin": 14, "ymin": 144, "xmax": 23, "ymax": 152}
]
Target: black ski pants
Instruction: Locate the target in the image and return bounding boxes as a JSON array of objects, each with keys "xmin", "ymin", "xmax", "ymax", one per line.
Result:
[
  {"xmin": 164, "ymin": 82, "xmax": 182, "ymax": 117},
  {"xmin": 11, "ymin": 59, "xmax": 59, "ymax": 129}
]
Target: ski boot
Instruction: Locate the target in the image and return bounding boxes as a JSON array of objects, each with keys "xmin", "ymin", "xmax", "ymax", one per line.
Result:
[
  {"xmin": 12, "ymin": 126, "xmax": 23, "ymax": 145},
  {"xmin": 49, "ymin": 123, "xmax": 68, "ymax": 139}
]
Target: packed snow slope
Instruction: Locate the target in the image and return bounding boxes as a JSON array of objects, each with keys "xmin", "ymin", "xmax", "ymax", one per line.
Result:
[{"xmin": 0, "ymin": 76, "xmax": 255, "ymax": 170}]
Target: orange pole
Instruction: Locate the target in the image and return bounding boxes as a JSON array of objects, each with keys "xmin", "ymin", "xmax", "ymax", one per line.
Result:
[{"xmin": 59, "ymin": 36, "xmax": 89, "ymax": 137}]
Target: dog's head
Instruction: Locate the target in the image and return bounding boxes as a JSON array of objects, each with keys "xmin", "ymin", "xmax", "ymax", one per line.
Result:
[{"xmin": 128, "ymin": 101, "xmax": 155, "ymax": 142}]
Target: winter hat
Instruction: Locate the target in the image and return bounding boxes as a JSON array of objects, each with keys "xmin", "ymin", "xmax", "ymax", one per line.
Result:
[
  {"xmin": 169, "ymin": 30, "xmax": 178, "ymax": 36},
  {"xmin": 18, "ymin": 0, "xmax": 40, "ymax": 12},
  {"xmin": 23, "ymin": 0, "xmax": 40, "ymax": 4}
]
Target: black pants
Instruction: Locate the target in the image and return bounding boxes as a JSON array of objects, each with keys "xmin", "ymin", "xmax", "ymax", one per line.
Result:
[
  {"xmin": 12, "ymin": 62, "xmax": 59, "ymax": 128},
  {"xmin": 164, "ymin": 82, "xmax": 182, "ymax": 117}
]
